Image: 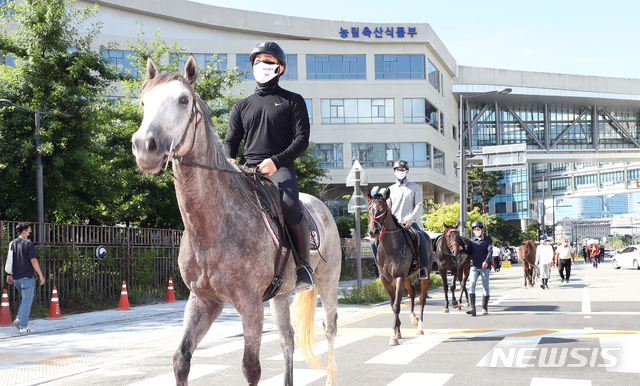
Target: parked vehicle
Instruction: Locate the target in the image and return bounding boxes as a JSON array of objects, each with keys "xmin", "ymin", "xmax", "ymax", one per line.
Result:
[
  {"xmin": 611, "ymin": 245, "xmax": 640, "ymax": 270},
  {"xmin": 503, "ymin": 247, "xmax": 518, "ymax": 263}
]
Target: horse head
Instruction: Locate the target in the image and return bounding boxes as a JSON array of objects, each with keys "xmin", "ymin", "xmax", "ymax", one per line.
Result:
[
  {"xmin": 132, "ymin": 55, "xmax": 200, "ymax": 174},
  {"xmin": 365, "ymin": 188, "xmax": 390, "ymax": 239},
  {"xmin": 443, "ymin": 222, "xmax": 464, "ymax": 257}
]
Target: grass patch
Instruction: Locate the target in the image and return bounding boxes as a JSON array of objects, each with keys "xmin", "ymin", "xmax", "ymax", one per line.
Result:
[{"xmin": 338, "ymin": 272, "xmax": 443, "ymax": 305}]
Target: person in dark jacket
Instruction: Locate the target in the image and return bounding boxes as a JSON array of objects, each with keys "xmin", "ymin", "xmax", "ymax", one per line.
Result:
[
  {"xmin": 465, "ymin": 220, "xmax": 493, "ymax": 316},
  {"xmin": 5, "ymin": 223, "xmax": 45, "ymax": 333},
  {"xmin": 223, "ymin": 42, "xmax": 313, "ymax": 293}
]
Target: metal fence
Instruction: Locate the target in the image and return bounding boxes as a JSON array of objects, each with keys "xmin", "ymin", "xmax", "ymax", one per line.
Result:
[{"xmin": 1, "ymin": 220, "xmax": 184, "ymax": 309}]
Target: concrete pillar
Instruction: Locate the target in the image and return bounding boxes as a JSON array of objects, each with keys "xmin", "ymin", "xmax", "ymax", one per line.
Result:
[{"xmin": 434, "ymin": 191, "xmax": 446, "ymax": 204}]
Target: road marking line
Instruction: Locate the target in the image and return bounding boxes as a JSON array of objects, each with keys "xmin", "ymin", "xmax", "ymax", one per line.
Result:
[
  {"xmin": 387, "ymin": 372, "xmax": 453, "ymax": 385},
  {"xmin": 491, "ymin": 294, "xmax": 511, "ymax": 305},
  {"xmin": 267, "ymin": 332, "xmax": 371, "ymax": 361},
  {"xmin": 127, "ymin": 364, "xmax": 227, "ymax": 385},
  {"xmin": 365, "ymin": 335, "xmax": 449, "ymax": 365},
  {"xmin": 600, "ymin": 333, "xmax": 640, "ymax": 373},
  {"xmin": 477, "ymin": 336, "xmax": 542, "ymax": 367},
  {"xmin": 258, "ymin": 369, "xmax": 326, "ymax": 386},
  {"xmin": 30, "ymin": 355, "xmax": 78, "ymax": 363},
  {"xmin": 582, "ymin": 284, "xmax": 591, "ymax": 313},
  {"xmin": 531, "ymin": 377, "xmax": 591, "ymax": 385},
  {"xmin": 196, "ymin": 334, "xmax": 279, "ymax": 358}
]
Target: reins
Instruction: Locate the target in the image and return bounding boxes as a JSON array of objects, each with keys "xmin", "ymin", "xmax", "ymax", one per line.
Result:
[{"xmin": 368, "ymin": 201, "xmax": 402, "ymax": 241}]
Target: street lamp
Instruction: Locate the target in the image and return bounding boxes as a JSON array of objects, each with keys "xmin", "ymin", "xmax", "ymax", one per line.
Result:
[
  {"xmin": 458, "ymin": 88, "xmax": 512, "ymax": 237},
  {"xmin": 0, "ymin": 99, "xmax": 72, "ymax": 229}
]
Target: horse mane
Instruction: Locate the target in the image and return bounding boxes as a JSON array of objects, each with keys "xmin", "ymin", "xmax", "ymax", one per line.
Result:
[
  {"xmin": 140, "ymin": 69, "xmax": 255, "ymax": 203},
  {"xmin": 371, "ymin": 193, "xmax": 403, "ymax": 229}
]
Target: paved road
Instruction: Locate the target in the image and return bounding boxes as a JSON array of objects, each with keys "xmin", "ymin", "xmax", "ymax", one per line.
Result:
[{"xmin": 1, "ymin": 259, "xmax": 639, "ymax": 385}]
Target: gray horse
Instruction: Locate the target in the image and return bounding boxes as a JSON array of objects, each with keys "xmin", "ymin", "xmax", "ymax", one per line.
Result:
[{"xmin": 131, "ymin": 55, "xmax": 342, "ymax": 386}]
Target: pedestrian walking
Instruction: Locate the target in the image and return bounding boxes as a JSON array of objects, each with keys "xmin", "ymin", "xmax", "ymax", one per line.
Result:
[
  {"xmin": 535, "ymin": 234, "xmax": 555, "ymax": 289},
  {"xmin": 590, "ymin": 243, "xmax": 599, "ymax": 268},
  {"xmin": 5, "ymin": 223, "xmax": 45, "ymax": 333},
  {"xmin": 465, "ymin": 221, "xmax": 493, "ymax": 316},
  {"xmin": 555, "ymin": 237, "xmax": 575, "ymax": 283}
]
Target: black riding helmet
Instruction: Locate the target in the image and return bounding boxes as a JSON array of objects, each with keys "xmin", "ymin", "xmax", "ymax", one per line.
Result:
[
  {"xmin": 250, "ymin": 42, "xmax": 287, "ymax": 75},
  {"xmin": 471, "ymin": 220, "xmax": 484, "ymax": 229},
  {"xmin": 392, "ymin": 160, "xmax": 409, "ymax": 170}
]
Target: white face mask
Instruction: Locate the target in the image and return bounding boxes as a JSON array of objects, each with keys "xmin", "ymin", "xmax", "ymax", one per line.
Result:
[
  {"xmin": 394, "ymin": 170, "xmax": 407, "ymax": 180},
  {"xmin": 474, "ymin": 230, "xmax": 482, "ymax": 237},
  {"xmin": 253, "ymin": 61, "xmax": 280, "ymax": 83},
  {"xmin": 562, "ymin": 241, "xmax": 568, "ymax": 246}
]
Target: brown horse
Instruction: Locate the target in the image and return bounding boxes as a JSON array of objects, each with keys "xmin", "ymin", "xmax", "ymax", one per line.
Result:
[
  {"xmin": 456, "ymin": 237, "xmax": 471, "ymax": 309},
  {"xmin": 365, "ymin": 189, "xmax": 433, "ymax": 345},
  {"xmin": 520, "ymin": 240, "xmax": 537, "ymax": 288},
  {"xmin": 131, "ymin": 55, "xmax": 342, "ymax": 385},
  {"xmin": 434, "ymin": 222, "xmax": 469, "ymax": 313}
]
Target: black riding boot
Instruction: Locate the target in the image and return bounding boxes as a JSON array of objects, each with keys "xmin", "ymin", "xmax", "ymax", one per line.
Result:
[
  {"xmin": 466, "ymin": 294, "xmax": 476, "ymax": 316},
  {"xmin": 288, "ymin": 218, "xmax": 315, "ymax": 294},
  {"xmin": 482, "ymin": 295, "xmax": 490, "ymax": 315},
  {"xmin": 545, "ymin": 278, "xmax": 550, "ymax": 289},
  {"xmin": 540, "ymin": 278, "xmax": 546, "ymax": 289}
]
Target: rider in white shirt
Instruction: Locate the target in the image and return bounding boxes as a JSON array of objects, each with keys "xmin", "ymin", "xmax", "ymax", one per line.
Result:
[{"xmin": 535, "ymin": 234, "xmax": 556, "ymax": 289}]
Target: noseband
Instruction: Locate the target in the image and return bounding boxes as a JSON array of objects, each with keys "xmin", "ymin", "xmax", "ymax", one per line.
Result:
[{"xmin": 442, "ymin": 228, "xmax": 462, "ymax": 255}]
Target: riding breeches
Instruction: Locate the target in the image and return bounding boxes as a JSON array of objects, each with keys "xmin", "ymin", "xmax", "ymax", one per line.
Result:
[
  {"xmin": 410, "ymin": 223, "xmax": 430, "ymax": 269},
  {"xmin": 469, "ymin": 266, "xmax": 490, "ymax": 296},
  {"xmin": 264, "ymin": 164, "xmax": 303, "ymax": 226}
]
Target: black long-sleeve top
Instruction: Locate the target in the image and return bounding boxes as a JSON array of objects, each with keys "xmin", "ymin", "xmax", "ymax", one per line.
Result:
[
  {"xmin": 223, "ymin": 85, "xmax": 310, "ymax": 169},
  {"xmin": 466, "ymin": 235, "xmax": 494, "ymax": 269}
]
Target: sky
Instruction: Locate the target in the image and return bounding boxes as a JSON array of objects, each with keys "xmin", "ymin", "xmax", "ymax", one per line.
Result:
[{"xmin": 192, "ymin": 0, "xmax": 640, "ymax": 79}]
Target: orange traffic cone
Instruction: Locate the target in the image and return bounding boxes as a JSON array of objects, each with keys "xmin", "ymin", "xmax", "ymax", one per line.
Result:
[
  {"xmin": 165, "ymin": 277, "xmax": 176, "ymax": 303},
  {"xmin": 46, "ymin": 286, "xmax": 65, "ymax": 320},
  {"xmin": 1, "ymin": 289, "xmax": 13, "ymax": 327},
  {"xmin": 116, "ymin": 281, "xmax": 133, "ymax": 311}
]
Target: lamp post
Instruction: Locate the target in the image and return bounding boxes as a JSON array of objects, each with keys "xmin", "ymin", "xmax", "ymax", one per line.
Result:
[
  {"xmin": 0, "ymin": 99, "xmax": 72, "ymax": 229},
  {"xmin": 458, "ymin": 88, "xmax": 511, "ymax": 237}
]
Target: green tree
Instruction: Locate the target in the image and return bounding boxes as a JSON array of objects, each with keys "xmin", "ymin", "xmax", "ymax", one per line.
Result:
[
  {"xmin": 487, "ymin": 216, "xmax": 522, "ymax": 246},
  {"xmin": 0, "ymin": 0, "xmax": 121, "ymax": 223},
  {"xmin": 467, "ymin": 167, "xmax": 503, "ymax": 214},
  {"xmin": 423, "ymin": 201, "xmax": 493, "ymax": 234}
]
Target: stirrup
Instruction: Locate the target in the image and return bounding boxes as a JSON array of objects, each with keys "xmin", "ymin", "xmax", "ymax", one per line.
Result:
[
  {"xmin": 295, "ymin": 266, "xmax": 315, "ymax": 294},
  {"xmin": 418, "ymin": 268, "xmax": 428, "ymax": 280}
]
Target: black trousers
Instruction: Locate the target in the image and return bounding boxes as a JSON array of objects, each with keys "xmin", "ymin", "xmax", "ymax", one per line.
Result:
[
  {"xmin": 264, "ymin": 163, "xmax": 302, "ymax": 226},
  {"xmin": 558, "ymin": 259, "xmax": 572, "ymax": 280}
]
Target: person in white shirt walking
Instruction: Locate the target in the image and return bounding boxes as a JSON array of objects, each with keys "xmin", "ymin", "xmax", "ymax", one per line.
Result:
[
  {"xmin": 555, "ymin": 238, "xmax": 575, "ymax": 283},
  {"xmin": 535, "ymin": 234, "xmax": 555, "ymax": 289}
]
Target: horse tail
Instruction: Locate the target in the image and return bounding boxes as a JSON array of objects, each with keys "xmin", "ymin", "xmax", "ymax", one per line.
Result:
[{"xmin": 291, "ymin": 287, "xmax": 322, "ymax": 369}]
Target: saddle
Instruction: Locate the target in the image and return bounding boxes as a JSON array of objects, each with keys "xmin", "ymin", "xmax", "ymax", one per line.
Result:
[
  {"xmin": 401, "ymin": 226, "xmax": 422, "ymax": 274},
  {"xmin": 243, "ymin": 167, "xmax": 320, "ymax": 301}
]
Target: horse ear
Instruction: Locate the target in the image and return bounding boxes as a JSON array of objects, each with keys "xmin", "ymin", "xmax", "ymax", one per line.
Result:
[
  {"xmin": 454, "ymin": 219, "xmax": 460, "ymax": 229},
  {"xmin": 443, "ymin": 222, "xmax": 449, "ymax": 228},
  {"xmin": 383, "ymin": 187, "xmax": 390, "ymax": 201},
  {"xmin": 184, "ymin": 54, "xmax": 198, "ymax": 86},
  {"xmin": 146, "ymin": 56, "xmax": 159, "ymax": 80},
  {"xmin": 364, "ymin": 190, "xmax": 371, "ymax": 201}
]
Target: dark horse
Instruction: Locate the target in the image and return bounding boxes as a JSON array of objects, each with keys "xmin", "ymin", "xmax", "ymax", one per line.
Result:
[
  {"xmin": 434, "ymin": 222, "xmax": 470, "ymax": 313},
  {"xmin": 131, "ymin": 55, "xmax": 342, "ymax": 385},
  {"xmin": 365, "ymin": 189, "xmax": 433, "ymax": 345},
  {"xmin": 520, "ymin": 240, "xmax": 537, "ymax": 288}
]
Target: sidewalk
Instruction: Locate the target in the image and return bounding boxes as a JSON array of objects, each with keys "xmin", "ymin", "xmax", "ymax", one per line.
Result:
[{"xmin": 0, "ymin": 278, "xmax": 382, "ymax": 338}]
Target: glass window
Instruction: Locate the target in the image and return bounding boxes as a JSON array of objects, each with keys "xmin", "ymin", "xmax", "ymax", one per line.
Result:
[
  {"xmin": 171, "ymin": 53, "xmax": 227, "ymax": 71},
  {"xmin": 312, "ymin": 143, "xmax": 343, "ymax": 168},
  {"xmin": 398, "ymin": 142, "xmax": 430, "ymax": 168},
  {"xmin": 351, "ymin": 143, "xmax": 399, "ymax": 168},
  {"xmin": 627, "ymin": 169, "xmax": 640, "ymax": 188},
  {"xmin": 375, "ymin": 54, "xmax": 425, "ymax": 79},
  {"xmin": 0, "ymin": 52, "xmax": 15, "ymax": 67},
  {"xmin": 453, "ymin": 161, "xmax": 458, "ymax": 177},
  {"xmin": 452, "ymin": 125, "xmax": 458, "ymax": 141},
  {"xmin": 439, "ymin": 112, "xmax": 444, "ymax": 135},
  {"xmin": 321, "ymin": 99, "xmax": 394, "ymax": 124},
  {"xmin": 550, "ymin": 177, "xmax": 571, "ymax": 194},
  {"xmin": 433, "ymin": 147, "xmax": 445, "ymax": 175},
  {"xmin": 305, "ymin": 99, "xmax": 312, "ymax": 124},
  {"xmin": 600, "ymin": 170, "xmax": 624, "ymax": 189},
  {"xmin": 531, "ymin": 163, "xmax": 548, "ymax": 176},
  {"xmin": 427, "ymin": 60, "xmax": 440, "ymax": 92},
  {"xmin": 306, "ymin": 55, "xmax": 365, "ymax": 79},
  {"xmin": 550, "ymin": 163, "xmax": 570, "ymax": 175},
  {"xmin": 280, "ymin": 54, "xmax": 297, "ymax": 80},
  {"xmin": 101, "ymin": 50, "xmax": 139, "ymax": 77},
  {"xmin": 237, "ymin": 54, "xmax": 253, "ymax": 79},
  {"xmin": 403, "ymin": 98, "xmax": 438, "ymax": 129},
  {"xmin": 574, "ymin": 174, "xmax": 597, "ymax": 192}
]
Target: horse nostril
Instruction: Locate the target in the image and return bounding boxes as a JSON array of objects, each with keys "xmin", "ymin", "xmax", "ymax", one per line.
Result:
[{"xmin": 146, "ymin": 137, "xmax": 158, "ymax": 152}]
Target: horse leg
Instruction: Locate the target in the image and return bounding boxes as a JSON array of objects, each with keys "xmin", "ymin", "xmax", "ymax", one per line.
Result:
[
  {"xmin": 523, "ymin": 264, "xmax": 528, "ymax": 288},
  {"xmin": 390, "ymin": 277, "xmax": 404, "ymax": 345},
  {"xmin": 269, "ymin": 293, "xmax": 295, "ymax": 386},
  {"xmin": 450, "ymin": 269, "xmax": 458, "ymax": 310},
  {"xmin": 405, "ymin": 279, "xmax": 418, "ymax": 326},
  {"xmin": 174, "ymin": 293, "xmax": 223, "ymax": 386},
  {"xmin": 314, "ymin": 266, "xmax": 339, "ymax": 386},
  {"xmin": 417, "ymin": 280, "xmax": 428, "ymax": 335},
  {"xmin": 440, "ymin": 268, "xmax": 449, "ymax": 313},
  {"xmin": 234, "ymin": 294, "xmax": 265, "ymax": 386}
]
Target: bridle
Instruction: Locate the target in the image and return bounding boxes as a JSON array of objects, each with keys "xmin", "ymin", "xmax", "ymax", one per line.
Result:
[
  {"xmin": 441, "ymin": 228, "xmax": 462, "ymax": 256},
  {"xmin": 367, "ymin": 199, "xmax": 401, "ymax": 240}
]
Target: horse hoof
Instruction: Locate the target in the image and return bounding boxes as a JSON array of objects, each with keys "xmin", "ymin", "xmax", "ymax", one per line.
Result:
[
  {"xmin": 465, "ymin": 303, "xmax": 470, "ymax": 307},
  {"xmin": 389, "ymin": 337, "xmax": 399, "ymax": 346},
  {"xmin": 455, "ymin": 305, "xmax": 461, "ymax": 310},
  {"xmin": 417, "ymin": 329, "xmax": 424, "ymax": 335},
  {"xmin": 410, "ymin": 314, "xmax": 418, "ymax": 326},
  {"xmin": 443, "ymin": 308, "xmax": 449, "ymax": 313}
]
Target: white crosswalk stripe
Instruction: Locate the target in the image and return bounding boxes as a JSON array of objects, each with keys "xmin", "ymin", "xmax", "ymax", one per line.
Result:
[
  {"xmin": 258, "ymin": 369, "xmax": 326, "ymax": 386},
  {"xmin": 127, "ymin": 364, "xmax": 228, "ymax": 385},
  {"xmin": 386, "ymin": 372, "xmax": 453, "ymax": 385},
  {"xmin": 366, "ymin": 335, "xmax": 450, "ymax": 365}
]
